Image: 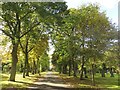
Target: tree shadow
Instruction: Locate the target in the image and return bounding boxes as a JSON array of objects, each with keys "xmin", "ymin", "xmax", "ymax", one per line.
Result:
[
  {"xmin": 1, "ymin": 80, "xmax": 103, "ymax": 90},
  {"xmin": 1, "ymin": 85, "xmax": 103, "ymax": 90},
  {"xmin": 37, "ymin": 76, "xmax": 66, "ymax": 84},
  {"xmin": 1, "ymin": 72, "xmax": 107, "ymax": 90},
  {"xmin": 1, "ymin": 82, "xmax": 105, "ymax": 90}
]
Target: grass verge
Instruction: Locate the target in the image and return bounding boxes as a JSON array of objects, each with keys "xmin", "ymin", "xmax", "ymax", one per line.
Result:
[
  {"xmin": 59, "ymin": 73, "xmax": 119, "ymax": 90},
  {"xmin": 0, "ymin": 72, "xmax": 46, "ymax": 88}
]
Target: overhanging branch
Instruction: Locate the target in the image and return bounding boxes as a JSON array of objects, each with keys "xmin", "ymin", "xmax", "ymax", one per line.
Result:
[
  {"xmin": 20, "ymin": 22, "xmax": 41, "ymax": 38},
  {"xmin": 21, "ymin": 11, "xmax": 32, "ymax": 20}
]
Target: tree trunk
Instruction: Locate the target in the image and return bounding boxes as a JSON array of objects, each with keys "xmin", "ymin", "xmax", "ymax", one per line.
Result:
[
  {"xmin": 92, "ymin": 64, "xmax": 95, "ymax": 86},
  {"xmin": 68, "ymin": 59, "xmax": 72, "ymax": 76},
  {"xmin": 9, "ymin": 44, "xmax": 18, "ymax": 81},
  {"xmin": 101, "ymin": 63, "xmax": 106, "ymax": 77},
  {"xmin": 63, "ymin": 64, "xmax": 67, "ymax": 74},
  {"xmin": 26, "ymin": 56, "xmax": 29, "ymax": 76},
  {"xmin": 73, "ymin": 60, "xmax": 77, "ymax": 77},
  {"xmin": 23, "ymin": 59, "xmax": 27, "ymax": 78},
  {"xmin": 32, "ymin": 60, "xmax": 36, "ymax": 75},
  {"xmin": 59, "ymin": 64, "xmax": 62, "ymax": 74},
  {"xmin": 20, "ymin": 63, "xmax": 23, "ymax": 73},
  {"xmin": 83, "ymin": 67, "xmax": 88, "ymax": 78},
  {"xmin": 2, "ymin": 64, "xmax": 4, "ymax": 71},
  {"xmin": 32, "ymin": 66, "xmax": 35, "ymax": 75},
  {"xmin": 23, "ymin": 52, "xmax": 29, "ymax": 77},
  {"xmin": 37, "ymin": 58, "xmax": 41, "ymax": 76},
  {"xmin": 101, "ymin": 69, "xmax": 105, "ymax": 77},
  {"xmin": 110, "ymin": 68, "xmax": 114, "ymax": 77},
  {"xmin": 80, "ymin": 56, "xmax": 85, "ymax": 80}
]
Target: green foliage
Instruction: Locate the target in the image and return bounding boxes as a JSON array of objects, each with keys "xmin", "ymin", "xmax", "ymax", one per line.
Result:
[
  {"xmin": 0, "ymin": 2, "xmax": 118, "ymax": 88},
  {"xmin": 40, "ymin": 52, "xmax": 50, "ymax": 71},
  {"xmin": 0, "ymin": 2, "xmax": 68, "ymax": 81},
  {"xmin": 60, "ymin": 73, "xmax": 119, "ymax": 89},
  {"xmin": 51, "ymin": 3, "xmax": 118, "ymax": 81}
]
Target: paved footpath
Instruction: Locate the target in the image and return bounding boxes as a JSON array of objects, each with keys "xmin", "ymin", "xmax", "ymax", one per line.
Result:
[{"xmin": 28, "ymin": 72, "xmax": 72, "ymax": 90}]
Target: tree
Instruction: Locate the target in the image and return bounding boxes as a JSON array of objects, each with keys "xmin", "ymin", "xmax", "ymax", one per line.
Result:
[
  {"xmin": 0, "ymin": 2, "xmax": 68, "ymax": 81},
  {"xmin": 52, "ymin": 3, "xmax": 117, "ymax": 86},
  {"xmin": 76, "ymin": 4, "xmax": 117, "ymax": 85},
  {"xmin": 40, "ymin": 51, "xmax": 50, "ymax": 72},
  {"xmin": 0, "ymin": 2, "xmax": 44, "ymax": 81},
  {"xmin": 20, "ymin": 22, "xmax": 46, "ymax": 77},
  {"xmin": 32, "ymin": 34, "xmax": 49, "ymax": 74}
]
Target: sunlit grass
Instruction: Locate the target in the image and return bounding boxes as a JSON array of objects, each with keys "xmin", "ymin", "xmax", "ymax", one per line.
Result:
[
  {"xmin": 1, "ymin": 72, "xmax": 119, "ymax": 89},
  {"xmin": 60, "ymin": 74, "xmax": 95, "ymax": 88},
  {"xmin": 60, "ymin": 73, "xmax": 119, "ymax": 89},
  {"xmin": 94, "ymin": 73, "xmax": 118, "ymax": 89},
  {"xmin": 0, "ymin": 72, "xmax": 46, "ymax": 88}
]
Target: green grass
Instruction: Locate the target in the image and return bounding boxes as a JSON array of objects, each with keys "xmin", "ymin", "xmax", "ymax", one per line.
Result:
[
  {"xmin": 1, "ymin": 72, "xmax": 119, "ymax": 89},
  {"xmin": 60, "ymin": 73, "xmax": 119, "ymax": 89},
  {"xmin": 0, "ymin": 72, "xmax": 46, "ymax": 88},
  {"xmin": 94, "ymin": 73, "xmax": 119, "ymax": 89}
]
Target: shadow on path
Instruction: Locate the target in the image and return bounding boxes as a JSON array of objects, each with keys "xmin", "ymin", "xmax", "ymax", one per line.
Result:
[
  {"xmin": 27, "ymin": 72, "xmax": 102, "ymax": 90},
  {"xmin": 27, "ymin": 72, "xmax": 71, "ymax": 90},
  {"xmin": 1, "ymin": 72, "xmax": 102, "ymax": 90}
]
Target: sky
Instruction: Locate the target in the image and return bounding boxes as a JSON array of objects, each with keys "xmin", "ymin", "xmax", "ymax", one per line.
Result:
[{"xmin": 65, "ymin": 0, "xmax": 119, "ymax": 25}]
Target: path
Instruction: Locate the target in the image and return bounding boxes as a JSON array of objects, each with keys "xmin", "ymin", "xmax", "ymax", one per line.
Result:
[{"xmin": 28, "ymin": 72, "xmax": 71, "ymax": 90}]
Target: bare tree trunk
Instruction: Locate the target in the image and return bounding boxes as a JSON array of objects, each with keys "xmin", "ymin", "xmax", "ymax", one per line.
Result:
[
  {"xmin": 80, "ymin": 56, "xmax": 85, "ymax": 80},
  {"xmin": 110, "ymin": 67, "xmax": 114, "ymax": 77},
  {"xmin": 23, "ymin": 59, "xmax": 27, "ymax": 78},
  {"xmin": 63, "ymin": 64, "xmax": 67, "ymax": 74},
  {"xmin": 26, "ymin": 54, "xmax": 29, "ymax": 76},
  {"xmin": 59, "ymin": 64, "xmax": 62, "ymax": 74},
  {"xmin": 73, "ymin": 59, "xmax": 77, "ymax": 77},
  {"xmin": 92, "ymin": 64, "xmax": 95, "ymax": 86},
  {"xmin": 101, "ymin": 63, "xmax": 106, "ymax": 77},
  {"xmin": 9, "ymin": 44, "xmax": 18, "ymax": 81},
  {"xmin": 37, "ymin": 58, "xmax": 41, "ymax": 76},
  {"xmin": 23, "ymin": 52, "xmax": 29, "ymax": 77},
  {"xmin": 68, "ymin": 59, "xmax": 72, "ymax": 76}
]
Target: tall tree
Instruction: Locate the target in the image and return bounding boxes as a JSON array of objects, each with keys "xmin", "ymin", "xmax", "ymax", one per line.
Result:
[
  {"xmin": 0, "ymin": 2, "xmax": 68, "ymax": 81},
  {"xmin": 0, "ymin": 3, "xmax": 37, "ymax": 81}
]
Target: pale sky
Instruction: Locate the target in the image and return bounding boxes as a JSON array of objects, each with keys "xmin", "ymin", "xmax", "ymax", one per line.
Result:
[{"xmin": 65, "ymin": 0, "xmax": 119, "ymax": 25}]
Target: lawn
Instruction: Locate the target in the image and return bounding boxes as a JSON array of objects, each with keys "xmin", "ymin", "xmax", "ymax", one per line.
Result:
[
  {"xmin": 0, "ymin": 72, "xmax": 45, "ymax": 88},
  {"xmin": 0, "ymin": 72, "xmax": 119, "ymax": 90},
  {"xmin": 95, "ymin": 73, "xmax": 119, "ymax": 89},
  {"xmin": 60, "ymin": 73, "xmax": 119, "ymax": 90}
]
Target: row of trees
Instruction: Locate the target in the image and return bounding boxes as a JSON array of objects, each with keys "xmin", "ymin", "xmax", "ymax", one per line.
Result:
[
  {"xmin": 0, "ymin": 2, "xmax": 118, "ymax": 86},
  {"xmin": 51, "ymin": 4, "xmax": 118, "ymax": 85},
  {"xmin": 0, "ymin": 2, "xmax": 68, "ymax": 81}
]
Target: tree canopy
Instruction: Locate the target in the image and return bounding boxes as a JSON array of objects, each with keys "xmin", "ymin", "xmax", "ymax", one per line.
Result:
[{"xmin": 0, "ymin": 2, "xmax": 118, "ymax": 88}]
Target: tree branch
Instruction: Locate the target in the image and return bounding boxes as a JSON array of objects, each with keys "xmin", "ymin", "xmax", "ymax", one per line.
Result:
[
  {"xmin": 28, "ymin": 46, "xmax": 34, "ymax": 53},
  {"xmin": 16, "ymin": 12, "xmax": 21, "ymax": 36},
  {"xmin": 4, "ymin": 18, "xmax": 15, "ymax": 35},
  {"xmin": 20, "ymin": 11, "xmax": 32, "ymax": 20},
  {"xmin": 20, "ymin": 22, "xmax": 41, "ymax": 38},
  {"xmin": 0, "ymin": 29, "xmax": 14, "ymax": 39},
  {"xmin": 20, "ymin": 41, "xmax": 25, "ymax": 53}
]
